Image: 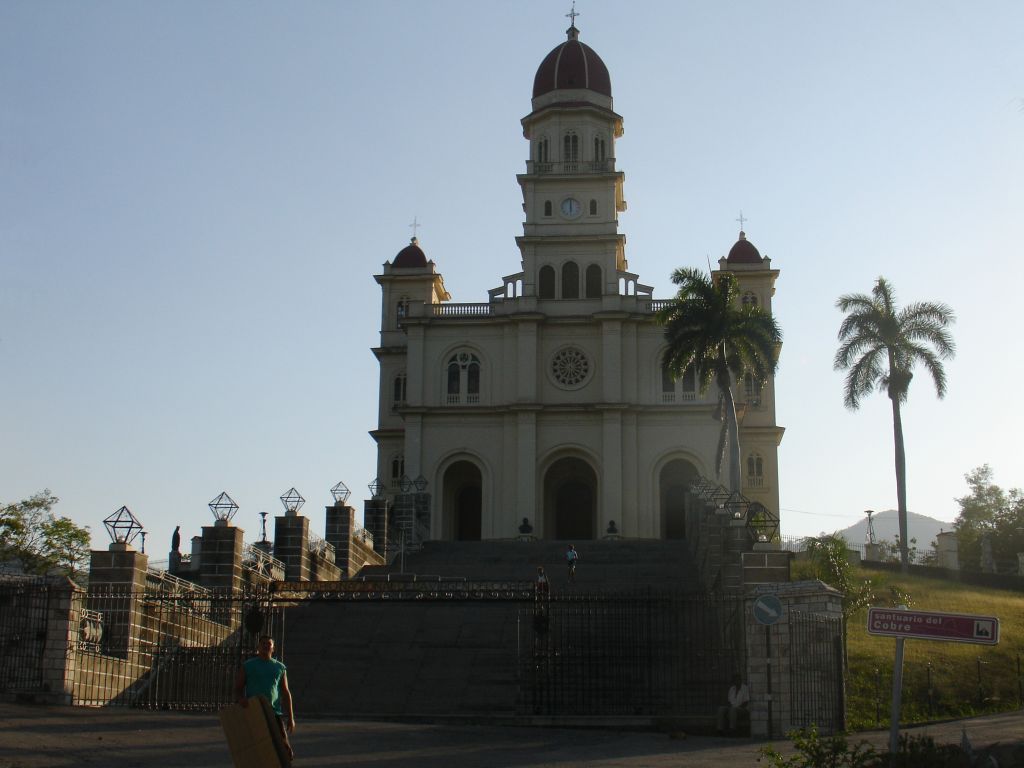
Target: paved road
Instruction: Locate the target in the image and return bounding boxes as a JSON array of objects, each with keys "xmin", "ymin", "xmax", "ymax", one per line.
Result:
[{"xmin": 2, "ymin": 702, "xmax": 1023, "ymax": 768}]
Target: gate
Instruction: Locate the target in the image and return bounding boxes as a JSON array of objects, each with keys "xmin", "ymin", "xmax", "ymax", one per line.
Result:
[
  {"xmin": 518, "ymin": 590, "xmax": 745, "ymax": 717},
  {"xmin": 789, "ymin": 610, "xmax": 845, "ymax": 732}
]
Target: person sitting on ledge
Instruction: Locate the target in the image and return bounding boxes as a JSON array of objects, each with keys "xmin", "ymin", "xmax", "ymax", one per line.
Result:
[{"xmin": 716, "ymin": 673, "xmax": 749, "ymax": 735}]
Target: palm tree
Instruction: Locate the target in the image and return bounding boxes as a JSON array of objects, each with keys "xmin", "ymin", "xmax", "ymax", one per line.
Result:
[
  {"xmin": 658, "ymin": 268, "xmax": 782, "ymax": 493},
  {"xmin": 834, "ymin": 277, "xmax": 955, "ymax": 572}
]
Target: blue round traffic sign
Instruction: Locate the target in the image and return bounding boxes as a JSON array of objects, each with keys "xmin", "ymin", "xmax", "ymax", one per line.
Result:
[{"xmin": 753, "ymin": 595, "xmax": 784, "ymax": 625}]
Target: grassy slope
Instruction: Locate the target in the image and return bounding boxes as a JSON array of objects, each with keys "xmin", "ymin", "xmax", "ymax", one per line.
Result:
[{"xmin": 844, "ymin": 567, "xmax": 1023, "ymax": 730}]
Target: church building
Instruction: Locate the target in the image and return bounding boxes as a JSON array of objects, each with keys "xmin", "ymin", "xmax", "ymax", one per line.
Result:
[{"xmin": 372, "ymin": 21, "xmax": 783, "ymax": 542}]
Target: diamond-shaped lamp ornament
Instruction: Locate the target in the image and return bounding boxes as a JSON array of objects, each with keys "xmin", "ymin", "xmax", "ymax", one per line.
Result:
[
  {"xmin": 209, "ymin": 491, "xmax": 239, "ymax": 523},
  {"xmin": 280, "ymin": 487, "xmax": 305, "ymax": 513},
  {"xmin": 413, "ymin": 474, "xmax": 428, "ymax": 492},
  {"xmin": 330, "ymin": 481, "xmax": 351, "ymax": 504},
  {"xmin": 104, "ymin": 506, "xmax": 143, "ymax": 545},
  {"xmin": 399, "ymin": 474, "xmax": 413, "ymax": 493},
  {"xmin": 368, "ymin": 477, "xmax": 384, "ymax": 498}
]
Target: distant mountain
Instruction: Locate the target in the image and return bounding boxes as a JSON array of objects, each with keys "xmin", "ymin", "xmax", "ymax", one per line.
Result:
[{"xmin": 833, "ymin": 510, "xmax": 954, "ymax": 547}]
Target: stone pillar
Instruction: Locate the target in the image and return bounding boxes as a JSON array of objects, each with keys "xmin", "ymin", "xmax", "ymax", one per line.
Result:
[
  {"xmin": 745, "ymin": 581, "xmax": 844, "ymax": 739},
  {"xmin": 742, "ymin": 545, "xmax": 792, "ymax": 585},
  {"xmin": 936, "ymin": 531, "xmax": 959, "ymax": 570},
  {"xmin": 364, "ymin": 498, "xmax": 389, "ymax": 556},
  {"xmin": 36, "ymin": 577, "xmax": 86, "ymax": 705},
  {"xmin": 325, "ymin": 503, "xmax": 355, "ymax": 576},
  {"xmin": 88, "ymin": 542, "xmax": 149, "ymax": 658},
  {"xmin": 863, "ymin": 543, "xmax": 882, "ymax": 561},
  {"xmin": 199, "ymin": 521, "xmax": 245, "ymax": 593},
  {"xmin": 274, "ymin": 513, "xmax": 310, "ymax": 582}
]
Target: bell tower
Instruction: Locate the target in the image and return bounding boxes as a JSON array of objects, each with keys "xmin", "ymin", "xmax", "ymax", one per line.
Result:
[{"xmin": 516, "ymin": 22, "xmax": 628, "ymax": 300}]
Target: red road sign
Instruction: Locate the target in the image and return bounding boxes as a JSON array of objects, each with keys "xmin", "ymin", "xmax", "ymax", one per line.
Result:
[{"xmin": 867, "ymin": 607, "xmax": 1000, "ymax": 645}]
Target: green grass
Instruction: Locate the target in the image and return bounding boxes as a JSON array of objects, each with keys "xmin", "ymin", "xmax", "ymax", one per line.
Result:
[{"xmin": 842, "ymin": 566, "xmax": 1024, "ymax": 730}]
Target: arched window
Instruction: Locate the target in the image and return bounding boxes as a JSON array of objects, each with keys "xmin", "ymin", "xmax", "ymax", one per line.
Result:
[
  {"xmin": 661, "ymin": 367, "xmax": 675, "ymax": 403},
  {"xmin": 392, "ymin": 371, "xmax": 407, "ymax": 408},
  {"xmin": 543, "ymin": 200, "xmax": 552, "ymax": 217},
  {"xmin": 390, "ymin": 454, "xmax": 405, "ymax": 489},
  {"xmin": 589, "ymin": 198, "xmax": 597, "ymax": 216},
  {"xmin": 746, "ymin": 452, "xmax": 764, "ymax": 487},
  {"xmin": 585, "ymin": 264, "xmax": 601, "ymax": 298},
  {"xmin": 744, "ymin": 372, "xmax": 763, "ymax": 406},
  {"xmin": 561, "ymin": 261, "xmax": 579, "ymax": 299},
  {"xmin": 396, "ymin": 296, "xmax": 410, "ymax": 319},
  {"xmin": 681, "ymin": 366, "xmax": 697, "ymax": 398},
  {"xmin": 446, "ymin": 351, "xmax": 482, "ymax": 405},
  {"xmin": 742, "ymin": 291, "xmax": 759, "ymax": 308},
  {"xmin": 536, "ymin": 137, "xmax": 549, "ymax": 163},
  {"xmin": 539, "ymin": 265, "xmax": 555, "ymax": 298},
  {"xmin": 594, "ymin": 136, "xmax": 606, "ymax": 161},
  {"xmin": 660, "ymin": 364, "xmax": 698, "ymax": 402},
  {"xmin": 563, "ymin": 131, "xmax": 579, "ymax": 170}
]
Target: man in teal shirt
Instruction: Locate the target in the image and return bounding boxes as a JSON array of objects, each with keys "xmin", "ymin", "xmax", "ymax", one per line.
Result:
[{"xmin": 234, "ymin": 635, "xmax": 295, "ymax": 762}]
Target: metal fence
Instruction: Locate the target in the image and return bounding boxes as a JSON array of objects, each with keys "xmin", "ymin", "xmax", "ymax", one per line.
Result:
[
  {"xmin": 517, "ymin": 590, "xmax": 746, "ymax": 717},
  {"xmin": 0, "ymin": 578, "xmax": 50, "ymax": 694},
  {"xmin": 789, "ymin": 610, "xmax": 845, "ymax": 732},
  {"xmin": 0, "ymin": 578, "xmax": 282, "ymax": 711}
]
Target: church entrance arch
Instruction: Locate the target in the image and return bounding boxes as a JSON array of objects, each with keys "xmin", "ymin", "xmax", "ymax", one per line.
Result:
[
  {"xmin": 543, "ymin": 457, "xmax": 597, "ymax": 540},
  {"xmin": 660, "ymin": 458, "xmax": 698, "ymax": 539},
  {"xmin": 443, "ymin": 461, "xmax": 483, "ymax": 541}
]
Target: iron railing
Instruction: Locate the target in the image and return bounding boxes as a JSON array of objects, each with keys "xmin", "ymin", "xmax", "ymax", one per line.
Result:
[{"xmin": 518, "ymin": 590, "xmax": 746, "ymax": 717}]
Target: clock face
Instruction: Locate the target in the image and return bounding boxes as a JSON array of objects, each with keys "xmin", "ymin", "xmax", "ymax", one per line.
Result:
[{"xmin": 560, "ymin": 197, "xmax": 582, "ymax": 219}]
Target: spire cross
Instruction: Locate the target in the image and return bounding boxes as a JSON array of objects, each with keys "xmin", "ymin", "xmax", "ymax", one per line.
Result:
[
  {"xmin": 736, "ymin": 210, "xmax": 747, "ymax": 231},
  {"xmin": 408, "ymin": 217, "xmax": 421, "ymax": 239},
  {"xmin": 566, "ymin": 1, "xmax": 579, "ymax": 26}
]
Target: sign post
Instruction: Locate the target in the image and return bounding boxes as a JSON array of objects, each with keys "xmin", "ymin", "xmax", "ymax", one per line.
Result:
[
  {"xmin": 753, "ymin": 595, "xmax": 783, "ymax": 739},
  {"xmin": 867, "ymin": 607, "xmax": 1001, "ymax": 761}
]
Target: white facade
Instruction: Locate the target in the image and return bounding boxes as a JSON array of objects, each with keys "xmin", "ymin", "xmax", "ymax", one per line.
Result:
[{"xmin": 372, "ymin": 25, "xmax": 783, "ymax": 541}]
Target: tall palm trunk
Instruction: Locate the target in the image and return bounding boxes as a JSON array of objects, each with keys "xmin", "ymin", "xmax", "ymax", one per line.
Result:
[
  {"xmin": 716, "ymin": 349, "xmax": 742, "ymax": 493},
  {"xmin": 890, "ymin": 396, "xmax": 910, "ymax": 573}
]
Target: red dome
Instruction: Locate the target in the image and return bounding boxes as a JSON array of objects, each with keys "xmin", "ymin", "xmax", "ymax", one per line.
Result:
[
  {"xmin": 727, "ymin": 232, "xmax": 763, "ymax": 264},
  {"xmin": 532, "ymin": 27, "xmax": 612, "ymax": 99},
  {"xmin": 392, "ymin": 238, "xmax": 427, "ymax": 268}
]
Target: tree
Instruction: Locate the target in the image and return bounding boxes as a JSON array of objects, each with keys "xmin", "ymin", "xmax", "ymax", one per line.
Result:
[
  {"xmin": 834, "ymin": 277, "xmax": 955, "ymax": 572},
  {"xmin": 799, "ymin": 533, "xmax": 912, "ymax": 669},
  {"xmin": 952, "ymin": 465, "xmax": 1024, "ymax": 572},
  {"xmin": 0, "ymin": 491, "xmax": 91, "ymax": 578},
  {"xmin": 658, "ymin": 268, "xmax": 782, "ymax": 492}
]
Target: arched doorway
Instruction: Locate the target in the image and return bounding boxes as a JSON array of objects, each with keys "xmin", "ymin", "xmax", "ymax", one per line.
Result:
[
  {"xmin": 543, "ymin": 457, "xmax": 597, "ymax": 540},
  {"xmin": 660, "ymin": 458, "xmax": 698, "ymax": 539},
  {"xmin": 443, "ymin": 461, "xmax": 482, "ymax": 540}
]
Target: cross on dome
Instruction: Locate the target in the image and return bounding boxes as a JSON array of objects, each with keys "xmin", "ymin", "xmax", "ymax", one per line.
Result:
[{"xmin": 566, "ymin": 1, "xmax": 580, "ymax": 27}]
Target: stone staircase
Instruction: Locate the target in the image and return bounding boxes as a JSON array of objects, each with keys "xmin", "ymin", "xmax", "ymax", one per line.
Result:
[{"xmin": 360, "ymin": 538, "xmax": 705, "ymax": 591}]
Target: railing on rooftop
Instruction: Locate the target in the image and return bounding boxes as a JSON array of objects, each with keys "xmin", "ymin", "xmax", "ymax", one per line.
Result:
[
  {"xmin": 145, "ymin": 566, "xmax": 205, "ymax": 595},
  {"xmin": 527, "ymin": 158, "xmax": 615, "ymax": 175},
  {"xmin": 242, "ymin": 544, "xmax": 286, "ymax": 581},
  {"xmin": 307, "ymin": 531, "xmax": 336, "ymax": 563},
  {"xmin": 352, "ymin": 526, "xmax": 374, "ymax": 548},
  {"xmin": 432, "ymin": 303, "xmax": 492, "ymax": 317}
]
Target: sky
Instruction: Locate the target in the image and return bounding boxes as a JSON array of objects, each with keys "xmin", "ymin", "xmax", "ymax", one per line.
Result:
[{"xmin": 2, "ymin": 1, "xmax": 1022, "ymax": 559}]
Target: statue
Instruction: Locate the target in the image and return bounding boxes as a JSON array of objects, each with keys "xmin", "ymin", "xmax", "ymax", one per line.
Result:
[
  {"xmin": 518, "ymin": 517, "xmax": 533, "ymax": 535},
  {"xmin": 171, "ymin": 525, "xmax": 181, "ymax": 553}
]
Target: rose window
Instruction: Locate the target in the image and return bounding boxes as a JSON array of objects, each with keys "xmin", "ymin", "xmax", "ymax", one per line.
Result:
[{"xmin": 551, "ymin": 347, "xmax": 592, "ymax": 389}]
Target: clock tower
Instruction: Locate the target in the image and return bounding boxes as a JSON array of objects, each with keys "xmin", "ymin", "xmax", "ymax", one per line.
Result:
[{"xmin": 517, "ymin": 22, "xmax": 630, "ymax": 301}]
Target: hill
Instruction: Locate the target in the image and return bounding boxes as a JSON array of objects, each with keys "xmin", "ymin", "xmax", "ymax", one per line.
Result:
[{"xmin": 831, "ymin": 509, "xmax": 954, "ymax": 548}]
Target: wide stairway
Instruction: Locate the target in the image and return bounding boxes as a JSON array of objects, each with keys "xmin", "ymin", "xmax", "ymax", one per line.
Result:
[
  {"xmin": 360, "ymin": 538, "xmax": 703, "ymax": 589},
  {"xmin": 282, "ymin": 539, "xmax": 707, "ymax": 722}
]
